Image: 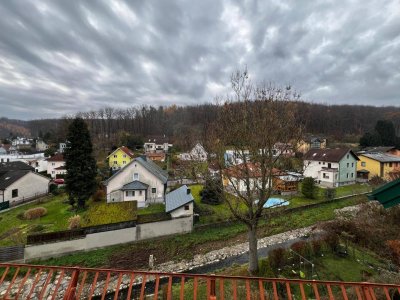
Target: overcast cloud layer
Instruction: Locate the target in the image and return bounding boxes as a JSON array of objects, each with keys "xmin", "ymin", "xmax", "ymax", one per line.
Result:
[{"xmin": 0, "ymin": 0, "xmax": 399, "ymax": 119}]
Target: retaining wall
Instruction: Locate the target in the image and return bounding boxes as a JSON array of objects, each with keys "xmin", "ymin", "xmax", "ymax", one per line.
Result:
[{"xmin": 24, "ymin": 216, "xmax": 193, "ymax": 261}]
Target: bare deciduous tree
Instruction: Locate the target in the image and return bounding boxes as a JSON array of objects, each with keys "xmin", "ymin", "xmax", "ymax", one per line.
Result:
[{"xmin": 206, "ymin": 69, "xmax": 304, "ymax": 274}]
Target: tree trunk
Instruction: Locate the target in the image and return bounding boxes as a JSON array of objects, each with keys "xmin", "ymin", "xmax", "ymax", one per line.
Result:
[{"xmin": 248, "ymin": 224, "xmax": 259, "ymax": 274}]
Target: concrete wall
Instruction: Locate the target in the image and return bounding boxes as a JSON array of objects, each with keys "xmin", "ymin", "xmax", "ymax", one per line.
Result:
[{"xmin": 25, "ymin": 216, "xmax": 193, "ymax": 261}]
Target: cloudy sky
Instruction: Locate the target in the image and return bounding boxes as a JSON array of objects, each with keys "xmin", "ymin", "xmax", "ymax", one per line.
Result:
[{"xmin": 0, "ymin": 0, "xmax": 399, "ymax": 119}]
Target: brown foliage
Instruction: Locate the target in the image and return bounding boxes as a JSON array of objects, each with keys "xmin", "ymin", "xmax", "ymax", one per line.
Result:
[
  {"xmin": 23, "ymin": 207, "xmax": 47, "ymax": 220},
  {"xmin": 68, "ymin": 215, "xmax": 81, "ymax": 230},
  {"xmin": 92, "ymin": 189, "xmax": 106, "ymax": 202},
  {"xmin": 386, "ymin": 240, "xmax": 400, "ymax": 265}
]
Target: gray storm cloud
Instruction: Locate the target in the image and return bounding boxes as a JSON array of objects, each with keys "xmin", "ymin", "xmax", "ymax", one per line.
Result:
[{"xmin": 0, "ymin": 0, "xmax": 399, "ymax": 119}]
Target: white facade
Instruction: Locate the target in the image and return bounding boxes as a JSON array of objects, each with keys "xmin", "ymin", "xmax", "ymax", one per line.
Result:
[
  {"xmin": 303, "ymin": 160, "xmax": 340, "ymax": 187},
  {"xmin": 47, "ymin": 161, "xmax": 66, "ymax": 178},
  {"xmin": 178, "ymin": 143, "xmax": 208, "ymax": 161},
  {"xmin": 36, "ymin": 140, "xmax": 49, "ymax": 151},
  {"xmin": 144, "ymin": 141, "xmax": 172, "ymax": 153},
  {"xmin": 59, "ymin": 143, "xmax": 67, "ymax": 153},
  {"xmin": 106, "ymin": 159, "xmax": 166, "ymax": 207},
  {"xmin": 1, "ymin": 172, "xmax": 50, "ymax": 204},
  {"xmin": 170, "ymin": 202, "xmax": 194, "ymax": 218},
  {"xmin": 123, "ymin": 189, "xmax": 146, "ymax": 204}
]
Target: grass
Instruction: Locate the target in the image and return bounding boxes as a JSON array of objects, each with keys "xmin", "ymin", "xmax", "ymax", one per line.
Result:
[
  {"xmin": 81, "ymin": 200, "xmax": 137, "ymax": 226},
  {"xmin": 137, "ymin": 203, "xmax": 165, "ymax": 215},
  {"xmin": 34, "ymin": 194, "xmax": 366, "ymax": 268}
]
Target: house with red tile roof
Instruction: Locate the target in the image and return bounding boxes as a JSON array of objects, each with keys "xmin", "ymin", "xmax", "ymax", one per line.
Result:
[{"xmin": 107, "ymin": 146, "xmax": 135, "ymax": 170}]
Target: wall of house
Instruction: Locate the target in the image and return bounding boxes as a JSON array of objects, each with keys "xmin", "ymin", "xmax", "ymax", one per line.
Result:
[
  {"xmin": 170, "ymin": 202, "xmax": 194, "ymax": 218},
  {"xmin": 338, "ymin": 154, "xmax": 357, "ymax": 185},
  {"xmin": 123, "ymin": 190, "xmax": 146, "ymax": 207},
  {"xmin": 303, "ymin": 160, "xmax": 339, "ymax": 179},
  {"xmin": 47, "ymin": 161, "xmax": 65, "ymax": 178},
  {"xmin": 357, "ymin": 155, "xmax": 381, "ymax": 179},
  {"xmin": 317, "ymin": 170, "xmax": 338, "ymax": 187},
  {"xmin": 108, "ymin": 149, "xmax": 133, "ymax": 169},
  {"xmin": 24, "ymin": 216, "xmax": 193, "ymax": 261},
  {"xmin": 4, "ymin": 172, "xmax": 49, "ymax": 204},
  {"xmin": 106, "ymin": 160, "xmax": 165, "ymax": 203}
]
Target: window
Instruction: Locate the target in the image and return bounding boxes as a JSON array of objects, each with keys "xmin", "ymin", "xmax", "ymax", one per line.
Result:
[
  {"xmin": 123, "ymin": 161, "xmax": 126, "ymax": 164},
  {"xmin": 52, "ymin": 171, "xmax": 55, "ymax": 174},
  {"xmin": 123, "ymin": 154, "xmax": 126, "ymax": 158},
  {"xmin": 352, "ymin": 163, "xmax": 354, "ymax": 167},
  {"xmin": 389, "ymin": 163, "xmax": 393, "ymax": 167},
  {"xmin": 152, "ymin": 188, "xmax": 156, "ymax": 194},
  {"xmin": 361, "ymin": 162, "xmax": 366, "ymax": 167},
  {"xmin": 346, "ymin": 173, "xmax": 349, "ymax": 178},
  {"xmin": 134, "ymin": 173, "xmax": 139, "ymax": 180},
  {"xmin": 318, "ymin": 162, "xmax": 321, "ymax": 165},
  {"xmin": 114, "ymin": 155, "xmax": 117, "ymax": 158},
  {"xmin": 323, "ymin": 162, "xmax": 325, "ymax": 165},
  {"xmin": 52, "ymin": 163, "xmax": 55, "ymax": 166},
  {"xmin": 126, "ymin": 191, "xmax": 129, "ymax": 197},
  {"xmin": 12, "ymin": 189, "xmax": 18, "ymax": 198},
  {"xmin": 351, "ymin": 173, "xmax": 354, "ymax": 178},
  {"xmin": 323, "ymin": 173, "xmax": 329, "ymax": 179},
  {"xmin": 347, "ymin": 154, "xmax": 349, "ymax": 159},
  {"xmin": 184, "ymin": 205, "xmax": 190, "ymax": 210},
  {"xmin": 139, "ymin": 191, "xmax": 142, "ymax": 196},
  {"xmin": 114, "ymin": 161, "xmax": 117, "ymax": 164},
  {"xmin": 347, "ymin": 163, "xmax": 349, "ymax": 167}
]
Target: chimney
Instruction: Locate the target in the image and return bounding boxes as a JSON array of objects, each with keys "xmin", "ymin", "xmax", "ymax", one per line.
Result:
[{"xmin": 187, "ymin": 188, "xmax": 191, "ymax": 195}]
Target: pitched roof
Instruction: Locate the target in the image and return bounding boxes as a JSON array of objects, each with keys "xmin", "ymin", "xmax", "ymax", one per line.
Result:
[
  {"xmin": 144, "ymin": 136, "xmax": 170, "ymax": 144},
  {"xmin": 0, "ymin": 161, "xmax": 34, "ymax": 172},
  {"xmin": 368, "ymin": 178, "xmax": 400, "ymax": 208},
  {"xmin": 121, "ymin": 180, "xmax": 149, "ymax": 190},
  {"xmin": 46, "ymin": 153, "xmax": 64, "ymax": 162},
  {"xmin": 303, "ymin": 148, "xmax": 359, "ymax": 162},
  {"xmin": 359, "ymin": 152, "xmax": 400, "ymax": 163},
  {"xmin": 363, "ymin": 146, "xmax": 396, "ymax": 153},
  {"xmin": 108, "ymin": 146, "xmax": 135, "ymax": 159},
  {"xmin": 104, "ymin": 156, "xmax": 168, "ymax": 184},
  {"xmin": 0, "ymin": 170, "xmax": 30, "ymax": 190},
  {"xmin": 166, "ymin": 185, "xmax": 194, "ymax": 213}
]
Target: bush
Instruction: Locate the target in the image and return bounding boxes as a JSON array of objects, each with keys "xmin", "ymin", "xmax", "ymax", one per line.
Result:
[
  {"xmin": 68, "ymin": 215, "xmax": 81, "ymax": 229},
  {"xmin": 269, "ymin": 247, "xmax": 288, "ymax": 270},
  {"xmin": 201, "ymin": 178, "xmax": 223, "ymax": 205},
  {"xmin": 49, "ymin": 184, "xmax": 58, "ymax": 195},
  {"xmin": 324, "ymin": 188, "xmax": 336, "ymax": 201},
  {"xmin": 23, "ymin": 207, "xmax": 47, "ymax": 220},
  {"xmin": 92, "ymin": 189, "xmax": 106, "ymax": 202},
  {"xmin": 302, "ymin": 177, "xmax": 317, "ymax": 199},
  {"xmin": 30, "ymin": 224, "xmax": 45, "ymax": 233}
]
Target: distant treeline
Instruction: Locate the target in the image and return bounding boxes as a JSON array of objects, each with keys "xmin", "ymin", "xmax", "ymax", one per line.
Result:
[{"xmin": 2, "ymin": 102, "xmax": 400, "ymax": 150}]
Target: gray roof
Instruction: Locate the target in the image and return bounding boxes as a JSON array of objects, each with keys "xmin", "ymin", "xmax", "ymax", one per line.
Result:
[
  {"xmin": 0, "ymin": 170, "xmax": 30, "ymax": 190},
  {"xmin": 121, "ymin": 180, "xmax": 149, "ymax": 190},
  {"xmin": 363, "ymin": 146, "xmax": 396, "ymax": 153},
  {"xmin": 0, "ymin": 161, "xmax": 34, "ymax": 172},
  {"xmin": 104, "ymin": 155, "xmax": 168, "ymax": 185},
  {"xmin": 166, "ymin": 185, "xmax": 194, "ymax": 213},
  {"xmin": 360, "ymin": 153, "xmax": 400, "ymax": 163}
]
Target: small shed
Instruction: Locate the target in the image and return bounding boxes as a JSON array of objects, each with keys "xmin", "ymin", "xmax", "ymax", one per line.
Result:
[
  {"xmin": 166, "ymin": 185, "xmax": 194, "ymax": 218},
  {"xmin": 367, "ymin": 178, "xmax": 400, "ymax": 208}
]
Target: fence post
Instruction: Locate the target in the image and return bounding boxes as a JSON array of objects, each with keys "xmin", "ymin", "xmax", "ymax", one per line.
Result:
[
  {"xmin": 209, "ymin": 275, "xmax": 217, "ymax": 300},
  {"xmin": 64, "ymin": 267, "xmax": 80, "ymax": 300}
]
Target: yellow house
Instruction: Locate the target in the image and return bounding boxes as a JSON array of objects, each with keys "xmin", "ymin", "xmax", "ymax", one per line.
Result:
[
  {"xmin": 107, "ymin": 146, "xmax": 135, "ymax": 170},
  {"xmin": 357, "ymin": 153, "xmax": 400, "ymax": 180}
]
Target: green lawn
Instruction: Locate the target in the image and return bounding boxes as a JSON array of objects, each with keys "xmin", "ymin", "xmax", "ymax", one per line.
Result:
[
  {"xmin": 0, "ymin": 194, "xmax": 74, "ymax": 246},
  {"xmin": 35, "ymin": 195, "xmax": 366, "ymax": 268},
  {"xmin": 191, "ymin": 183, "xmax": 371, "ymax": 224}
]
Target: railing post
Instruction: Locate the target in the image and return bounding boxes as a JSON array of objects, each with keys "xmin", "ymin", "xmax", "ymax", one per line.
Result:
[
  {"xmin": 64, "ymin": 267, "xmax": 80, "ymax": 300},
  {"xmin": 209, "ymin": 275, "xmax": 217, "ymax": 300}
]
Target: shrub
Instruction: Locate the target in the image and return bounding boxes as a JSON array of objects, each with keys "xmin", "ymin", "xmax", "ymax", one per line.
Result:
[
  {"xmin": 324, "ymin": 188, "xmax": 336, "ymax": 201},
  {"xmin": 49, "ymin": 184, "xmax": 59, "ymax": 195},
  {"xmin": 321, "ymin": 232, "xmax": 340, "ymax": 252},
  {"xmin": 68, "ymin": 215, "xmax": 81, "ymax": 229},
  {"xmin": 30, "ymin": 224, "xmax": 45, "ymax": 233},
  {"xmin": 269, "ymin": 247, "xmax": 288, "ymax": 270},
  {"xmin": 23, "ymin": 207, "xmax": 47, "ymax": 220},
  {"xmin": 311, "ymin": 239, "xmax": 324, "ymax": 256},
  {"xmin": 92, "ymin": 189, "xmax": 106, "ymax": 202},
  {"xmin": 201, "ymin": 178, "xmax": 223, "ymax": 205},
  {"xmin": 302, "ymin": 177, "xmax": 317, "ymax": 199}
]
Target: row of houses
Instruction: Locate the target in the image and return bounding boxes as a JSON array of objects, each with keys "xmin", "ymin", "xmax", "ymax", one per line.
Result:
[{"xmin": 303, "ymin": 146, "xmax": 400, "ymax": 187}]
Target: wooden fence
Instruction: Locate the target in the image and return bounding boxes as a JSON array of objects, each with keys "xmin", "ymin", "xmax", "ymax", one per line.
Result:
[{"xmin": 0, "ymin": 245, "xmax": 24, "ymax": 262}]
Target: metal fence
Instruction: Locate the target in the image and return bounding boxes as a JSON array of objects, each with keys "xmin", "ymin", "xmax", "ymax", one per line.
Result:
[
  {"xmin": 0, "ymin": 201, "xmax": 9, "ymax": 212},
  {"xmin": 0, "ymin": 263, "xmax": 399, "ymax": 299},
  {"xmin": 9, "ymin": 191, "xmax": 49, "ymax": 208},
  {"xmin": 0, "ymin": 246, "xmax": 24, "ymax": 263}
]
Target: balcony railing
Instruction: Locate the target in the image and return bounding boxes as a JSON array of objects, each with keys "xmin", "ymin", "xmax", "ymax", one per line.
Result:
[{"xmin": 0, "ymin": 263, "xmax": 399, "ymax": 299}]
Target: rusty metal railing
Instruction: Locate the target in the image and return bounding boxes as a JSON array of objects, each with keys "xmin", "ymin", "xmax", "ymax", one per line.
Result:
[{"xmin": 0, "ymin": 263, "xmax": 399, "ymax": 299}]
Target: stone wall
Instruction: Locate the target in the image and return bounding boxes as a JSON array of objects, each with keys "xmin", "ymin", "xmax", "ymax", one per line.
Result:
[{"xmin": 25, "ymin": 216, "xmax": 193, "ymax": 261}]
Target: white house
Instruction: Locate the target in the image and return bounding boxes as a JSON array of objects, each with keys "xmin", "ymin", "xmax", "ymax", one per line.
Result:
[
  {"xmin": 178, "ymin": 143, "xmax": 208, "ymax": 161},
  {"xmin": 46, "ymin": 153, "xmax": 66, "ymax": 178},
  {"xmin": 224, "ymin": 149, "xmax": 250, "ymax": 166},
  {"xmin": 144, "ymin": 137, "xmax": 172, "ymax": 153},
  {"xmin": 165, "ymin": 185, "xmax": 194, "ymax": 218},
  {"xmin": 28, "ymin": 158, "xmax": 48, "ymax": 173},
  {"xmin": 59, "ymin": 143, "xmax": 67, "ymax": 153},
  {"xmin": 303, "ymin": 148, "xmax": 359, "ymax": 187},
  {"xmin": 11, "ymin": 137, "xmax": 33, "ymax": 149},
  {"xmin": 35, "ymin": 140, "xmax": 49, "ymax": 151},
  {"xmin": 104, "ymin": 156, "xmax": 168, "ymax": 208}
]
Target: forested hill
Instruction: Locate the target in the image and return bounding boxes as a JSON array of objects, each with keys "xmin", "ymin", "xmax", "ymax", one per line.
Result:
[{"xmin": 1, "ymin": 102, "xmax": 400, "ymax": 146}]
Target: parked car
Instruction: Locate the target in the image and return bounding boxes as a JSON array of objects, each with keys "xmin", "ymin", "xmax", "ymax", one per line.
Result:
[{"xmin": 53, "ymin": 178, "xmax": 65, "ymax": 184}]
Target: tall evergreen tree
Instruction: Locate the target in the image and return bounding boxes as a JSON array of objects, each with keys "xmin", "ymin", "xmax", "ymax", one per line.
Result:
[
  {"xmin": 375, "ymin": 120, "xmax": 396, "ymax": 146},
  {"xmin": 65, "ymin": 118, "xmax": 97, "ymax": 208}
]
